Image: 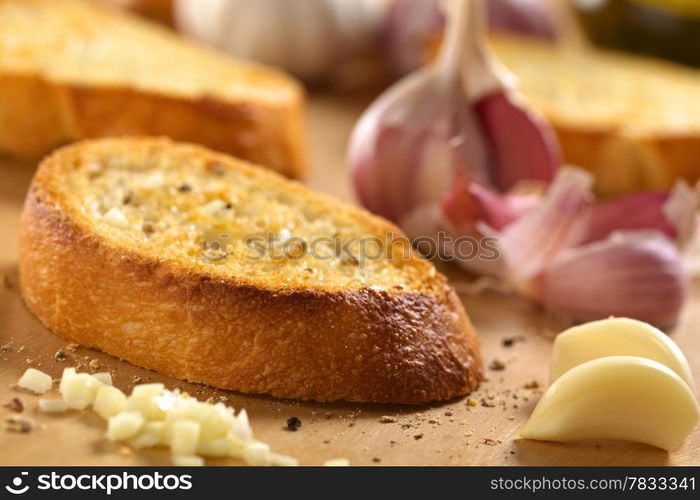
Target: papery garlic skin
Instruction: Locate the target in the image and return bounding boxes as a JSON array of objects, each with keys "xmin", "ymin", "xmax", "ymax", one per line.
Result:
[
  {"xmin": 349, "ymin": 70, "xmax": 489, "ymax": 223},
  {"xmin": 383, "ymin": 0, "xmax": 558, "ymax": 77},
  {"xmin": 175, "ymin": 0, "xmax": 385, "ymax": 81},
  {"xmin": 441, "ymin": 170, "xmax": 538, "ymax": 231},
  {"xmin": 581, "ymin": 181, "xmax": 698, "ymax": 246},
  {"xmin": 497, "ymin": 167, "xmax": 592, "ymax": 281},
  {"xmin": 550, "ymin": 317, "xmax": 695, "ymax": 389},
  {"xmin": 439, "ymin": 167, "xmax": 692, "ymax": 326},
  {"xmin": 540, "ymin": 232, "xmax": 687, "ymax": 327},
  {"xmin": 520, "ymin": 356, "xmax": 700, "ymax": 451}
]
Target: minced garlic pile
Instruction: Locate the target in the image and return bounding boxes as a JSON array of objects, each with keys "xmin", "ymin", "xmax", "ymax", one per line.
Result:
[{"xmin": 17, "ymin": 367, "xmax": 297, "ymax": 466}]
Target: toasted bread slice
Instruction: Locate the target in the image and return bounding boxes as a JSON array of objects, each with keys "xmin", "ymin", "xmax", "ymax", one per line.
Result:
[
  {"xmin": 0, "ymin": 0, "xmax": 305, "ymax": 177},
  {"xmin": 19, "ymin": 137, "xmax": 482, "ymax": 403},
  {"xmin": 491, "ymin": 35, "xmax": 700, "ymax": 197}
]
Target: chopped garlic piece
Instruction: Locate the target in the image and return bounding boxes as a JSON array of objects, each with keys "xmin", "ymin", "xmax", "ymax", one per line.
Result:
[
  {"xmin": 231, "ymin": 409, "xmax": 253, "ymax": 442},
  {"xmin": 107, "ymin": 412, "xmax": 145, "ymax": 441},
  {"xmin": 270, "ymin": 453, "xmax": 298, "ymax": 466},
  {"xmin": 324, "ymin": 458, "xmax": 350, "ymax": 466},
  {"xmin": 59, "ymin": 367, "xmax": 77, "ymax": 393},
  {"xmin": 132, "ymin": 383, "xmax": 165, "ymax": 396},
  {"xmin": 38, "ymin": 398, "xmax": 68, "ymax": 413},
  {"xmin": 171, "ymin": 455, "xmax": 204, "ymax": 466},
  {"xmin": 18, "ymin": 368, "xmax": 53, "ymax": 394},
  {"xmin": 197, "ymin": 438, "xmax": 232, "ymax": 458},
  {"xmin": 92, "ymin": 372, "xmax": 113, "ymax": 386},
  {"xmin": 46, "ymin": 367, "xmax": 294, "ymax": 466},
  {"xmin": 126, "ymin": 383, "xmax": 165, "ymax": 420},
  {"xmin": 170, "ymin": 420, "xmax": 201, "ymax": 456},
  {"xmin": 94, "ymin": 386, "xmax": 127, "ymax": 419},
  {"xmin": 242, "ymin": 441, "xmax": 271, "ymax": 466},
  {"xmin": 103, "ymin": 207, "xmax": 130, "ymax": 229},
  {"xmin": 61, "ymin": 373, "xmax": 103, "ymax": 410},
  {"xmin": 129, "ymin": 422, "xmax": 166, "ymax": 449}
]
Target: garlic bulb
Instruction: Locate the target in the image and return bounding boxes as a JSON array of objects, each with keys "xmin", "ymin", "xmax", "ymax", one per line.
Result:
[
  {"xmin": 174, "ymin": 0, "xmax": 386, "ymax": 80},
  {"xmin": 349, "ymin": 0, "xmax": 559, "ymax": 225},
  {"xmin": 349, "ymin": 0, "xmax": 698, "ymax": 326}
]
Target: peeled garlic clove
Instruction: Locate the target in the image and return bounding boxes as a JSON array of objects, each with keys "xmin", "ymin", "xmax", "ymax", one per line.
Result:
[
  {"xmin": 474, "ymin": 92, "xmax": 560, "ymax": 192},
  {"xmin": 550, "ymin": 317, "xmax": 695, "ymax": 390},
  {"xmin": 541, "ymin": 231, "xmax": 687, "ymax": 327},
  {"xmin": 520, "ymin": 356, "xmax": 700, "ymax": 451}
]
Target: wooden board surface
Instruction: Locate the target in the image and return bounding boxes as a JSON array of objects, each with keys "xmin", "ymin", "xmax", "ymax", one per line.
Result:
[{"xmin": 0, "ymin": 92, "xmax": 699, "ymax": 466}]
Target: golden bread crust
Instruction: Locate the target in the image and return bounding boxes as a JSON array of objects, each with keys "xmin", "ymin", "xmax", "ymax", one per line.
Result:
[
  {"xmin": 491, "ymin": 35, "xmax": 700, "ymax": 196},
  {"xmin": 19, "ymin": 138, "xmax": 482, "ymax": 404},
  {"xmin": 0, "ymin": 0, "xmax": 306, "ymax": 178}
]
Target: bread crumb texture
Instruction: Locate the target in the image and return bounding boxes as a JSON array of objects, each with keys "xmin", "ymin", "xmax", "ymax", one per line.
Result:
[
  {"xmin": 493, "ymin": 36, "xmax": 700, "ymax": 135},
  {"xmin": 0, "ymin": 0, "xmax": 296, "ymax": 102},
  {"xmin": 58, "ymin": 139, "xmax": 439, "ymax": 294}
]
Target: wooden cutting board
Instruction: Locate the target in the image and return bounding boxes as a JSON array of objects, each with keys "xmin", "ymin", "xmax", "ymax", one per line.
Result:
[{"xmin": 0, "ymin": 93, "xmax": 698, "ymax": 466}]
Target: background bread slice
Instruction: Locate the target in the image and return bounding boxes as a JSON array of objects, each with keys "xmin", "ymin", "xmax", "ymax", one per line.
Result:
[
  {"xmin": 0, "ymin": 0, "xmax": 306, "ymax": 178},
  {"xmin": 19, "ymin": 137, "xmax": 482, "ymax": 404},
  {"xmin": 492, "ymin": 35, "xmax": 700, "ymax": 197}
]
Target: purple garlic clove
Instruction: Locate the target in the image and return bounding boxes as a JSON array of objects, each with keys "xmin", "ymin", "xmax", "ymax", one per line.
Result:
[{"xmin": 475, "ymin": 91, "xmax": 561, "ymax": 191}]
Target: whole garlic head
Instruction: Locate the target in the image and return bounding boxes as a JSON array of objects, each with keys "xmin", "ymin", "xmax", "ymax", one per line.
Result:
[{"xmin": 175, "ymin": 0, "xmax": 386, "ymax": 80}]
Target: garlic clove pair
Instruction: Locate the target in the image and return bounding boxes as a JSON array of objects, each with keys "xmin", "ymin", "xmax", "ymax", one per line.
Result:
[
  {"xmin": 521, "ymin": 318, "xmax": 699, "ymax": 451},
  {"xmin": 519, "ymin": 356, "xmax": 699, "ymax": 451}
]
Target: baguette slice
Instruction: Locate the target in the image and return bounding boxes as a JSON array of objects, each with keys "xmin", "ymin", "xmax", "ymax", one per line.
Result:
[
  {"xmin": 0, "ymin": 0, "xmax": 305, "ymax": 178},
  {"xmin": 492, "ymin": 35, "xmax": 700, "ymax": 197},
  {"xmin": 19, "ymin": 137, "xmax": 482, "ymax": 404}
]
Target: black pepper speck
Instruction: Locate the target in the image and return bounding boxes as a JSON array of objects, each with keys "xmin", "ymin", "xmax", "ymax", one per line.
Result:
[{"xmin": 286, "ymin": 416, "xmax": 302, "ymax": 431}]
